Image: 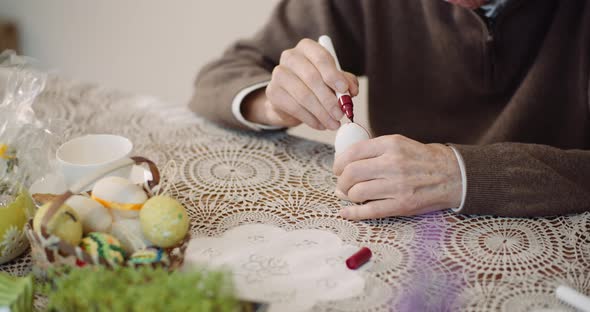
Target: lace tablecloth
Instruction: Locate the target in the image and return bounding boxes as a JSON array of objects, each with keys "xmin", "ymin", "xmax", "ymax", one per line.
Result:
[{"xmin": 1, "ymin": 77, "xmax": 589, "ymax": 311}]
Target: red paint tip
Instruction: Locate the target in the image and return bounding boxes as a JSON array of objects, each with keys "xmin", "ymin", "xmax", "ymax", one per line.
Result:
[
  {"xmin": 346, "ymin": 247, "xmax": 372, "ymax": 270},
  {"xmin": 338, "ymin": 95, "xmax": 354, "ymax": 121}
]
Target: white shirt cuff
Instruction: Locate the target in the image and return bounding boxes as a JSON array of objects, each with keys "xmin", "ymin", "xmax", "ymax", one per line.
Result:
[
  {"xmin": 448, "ymin": 145, "xmax": 467, "ymax": 213},
  {"xmin": 231, "ymin": 81, "xmax": 283, "ymax": 131}
]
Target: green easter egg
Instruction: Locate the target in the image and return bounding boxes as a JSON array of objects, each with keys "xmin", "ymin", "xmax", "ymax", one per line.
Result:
[
  {"xmin": 127, "ymin": 247, "xmax": 170, "ymax": 267},
  {"xmin": 33, "ymin": 201, "xmax": 83, "ymax": 246},
  {"xmin": 139, "ymin": 196, "xmax": 189, "ymax": 248},
  {"xmin": 80, "ymin": 232, "xmax": 126, "ymax": 266}
]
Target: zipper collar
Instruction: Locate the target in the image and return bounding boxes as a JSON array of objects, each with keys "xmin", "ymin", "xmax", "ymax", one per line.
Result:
[{"xmin": 468, "ymin": 0, "xmax": 528, "ymax": 40}]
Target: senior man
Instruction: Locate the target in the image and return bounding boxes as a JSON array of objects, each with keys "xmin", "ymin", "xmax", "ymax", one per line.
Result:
[{"xmin": 190, "ymin": 0, "xmax": 590, "ymax": 219}]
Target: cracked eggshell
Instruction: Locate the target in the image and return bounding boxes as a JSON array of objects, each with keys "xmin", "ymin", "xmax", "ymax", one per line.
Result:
[
  {"xmin": 66, "ymin": 195, "xmax": 112, "ymax": 234},
  {"xmin": 91, "ymin": 176, "xmax": 147, "ymax": 219},
  {"xmin": 334, "ymin": 123, "xmax": 370, "ymax": 155}
]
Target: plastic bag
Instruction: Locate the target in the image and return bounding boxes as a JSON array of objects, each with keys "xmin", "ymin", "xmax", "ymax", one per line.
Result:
[{"xmin": 0, "ymin": 50, "xmax": 58, "ymax": 264}]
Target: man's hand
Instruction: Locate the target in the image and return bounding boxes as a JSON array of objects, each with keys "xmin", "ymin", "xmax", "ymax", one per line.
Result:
[
  {"xmin": 333, "ymin": 134, "xmax": 462, "ymax": 220},
  {"xmin": 242, "ymin": 38, "xmax": 359, "ymax": 130}
]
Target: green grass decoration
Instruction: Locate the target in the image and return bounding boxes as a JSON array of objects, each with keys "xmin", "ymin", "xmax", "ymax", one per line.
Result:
[
  {"xmin": 0, "ymin": 272, "xmax": 33, "ymax": 312},
  {"xmin": 42, "ymin": 266, "xmax": 238, "ymax": 312}
]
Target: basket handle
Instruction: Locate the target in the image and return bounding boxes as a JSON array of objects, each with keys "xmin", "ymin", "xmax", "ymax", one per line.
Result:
[{"xmin": 40, "ymin": 156, "xmax": 160, "ymax": 237}]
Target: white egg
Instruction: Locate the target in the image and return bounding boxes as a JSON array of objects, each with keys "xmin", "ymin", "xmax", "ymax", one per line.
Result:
[
  {"xmin": 111, "ymin": 209, "xmax": 140, "ymax": 221},
  {"xmin": 334, "ymin": 122, "xmax": 370, "ymax": 155},
  {"xmin": 91, "ymin": 176, "xmax": 147, "ymax": 211},
  {"xmin": 110, "ymin": 219, "xmax": 152, "ymax": 253},
  {"xmin": 66, "ymin": 195, "xmax": 112, "ymax": 234}
]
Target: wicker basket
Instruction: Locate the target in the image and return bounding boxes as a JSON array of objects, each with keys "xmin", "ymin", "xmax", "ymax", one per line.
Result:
[{"xmin": 25, "ymin": 156, "xmax": 189, "ymax": 275}]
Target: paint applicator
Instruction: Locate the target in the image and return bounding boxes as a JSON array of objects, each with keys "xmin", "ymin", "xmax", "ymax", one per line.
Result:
[
  {"xmin": 318, "ymin": 35, "xmax": 355, "ymax": 122},
  {"xmin": 319, "ymin": 35, "xmax": 371, "ymax": 156}
]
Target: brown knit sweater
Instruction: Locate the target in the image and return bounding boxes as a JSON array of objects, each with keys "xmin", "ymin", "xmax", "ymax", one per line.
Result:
[{"xmin": 190, "ymin": 0, "xmax": 590, "ymax": 217}]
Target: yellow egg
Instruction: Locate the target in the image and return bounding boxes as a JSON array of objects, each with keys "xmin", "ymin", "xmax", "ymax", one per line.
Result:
[
  {"xmin": 91, "ymin": 176, "xmax": 147, "ymax": 212},
  {"xmin": 139, "ymin": 196, "xmax": 189, "ymax": 248},
  {"xmin": 66, "ymin": 195, "xmax": 112, "ymax": 234},
  {"xmin": 33, "ymin": 202, "xmax": 83, "ymax": 246}
]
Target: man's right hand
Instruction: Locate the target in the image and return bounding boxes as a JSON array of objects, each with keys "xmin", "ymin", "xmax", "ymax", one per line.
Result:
[{"xmin": 242, "ymin": 38, "xmax": 359, "ymax": 130}]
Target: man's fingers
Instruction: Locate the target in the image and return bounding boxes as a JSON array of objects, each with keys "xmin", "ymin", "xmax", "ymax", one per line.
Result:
[
  {"xmin": 345, "ymin": 179, "xmax": 393, "ymax": 203},
  {"xmin": 334, "ymin": 188, "xmax": 349, "ymax": 201},
  {"xmin": 343, "ymin": 72, "xmax": 359, "ymax": 97},
  {"xmin": 336, "ymin": 158, "xmax": 383, "ymax": 194},
  {"xmin": 262, "ymin": 99, "xmax": 301, "ymax": 127},
  {"xmin": 297, "ymin": 39, "xmax": 350, "ymax": 94},
  {"xmin": 333, "ymin": 138, "xmax": 384, "ymax": 176},
  {"xmin": 266, "ymin": 81, "xmax": 324, "ymax": 130},
  {"xmin": 279, "ymin": 39, "xmax": 359, "ymax": 127},
  {"xmin": 339, "ymin": 199, "xmax": 397, "ymax": 220},
  {"xmin": 282, "ymin": 50, "xmax": 345, "ymax": 122},
  {"xmin": 270, "ymin": 66, "xmax": 337, "ymax": 130},
  {"xmin": 340, "ymin": 191, "xmax": 445, "ymax": 220}
]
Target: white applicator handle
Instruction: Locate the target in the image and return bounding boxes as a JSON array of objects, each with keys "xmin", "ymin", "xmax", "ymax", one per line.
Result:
[
  {"xmin": 556, "ymin": 285, "xmax": 590, "ymax": 312},
  {"xmin": 318, "ymin": 35, "xmax": 349, "ymax": 98},
  {"xmin": 319, "ymin": 35, "xmax": 342, "ymax": 71}
]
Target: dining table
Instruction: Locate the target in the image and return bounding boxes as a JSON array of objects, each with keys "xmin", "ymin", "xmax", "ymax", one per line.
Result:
[{"xmin": 1, "ymin": 76, "xmax": 589, "ymax": 311}]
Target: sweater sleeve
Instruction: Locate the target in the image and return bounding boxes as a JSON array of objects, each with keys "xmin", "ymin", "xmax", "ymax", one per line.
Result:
[
  {"xmin": 189, "ymin": 0, "xmax": 366, "ymax": 129},
  {"xmin": 450, "ymin": 143, "xmax": 590, "ymax": 217}
]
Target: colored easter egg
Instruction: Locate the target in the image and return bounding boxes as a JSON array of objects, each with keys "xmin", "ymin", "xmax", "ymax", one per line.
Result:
[
  {"xmin": 91, "ymin": 176, "xmax": 147, "ymax": 213},
  {"xmin": 139, "ymin": 196, "xmax": 189, "ymax": 248},
  {"xmin": 127, "ymin": 247, "xmax": 170, "ymax": 267},
  {"xmin": 80, "ymin": 232, "xmax": 126, "ymax": 266}
]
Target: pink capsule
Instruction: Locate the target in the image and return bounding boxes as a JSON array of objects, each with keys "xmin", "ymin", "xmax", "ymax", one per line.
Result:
[{"xmin": 346, "ymin": 247, "xmax": 372, "ymax": 270}]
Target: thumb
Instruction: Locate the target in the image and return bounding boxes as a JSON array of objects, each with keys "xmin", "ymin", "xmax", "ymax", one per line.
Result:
[{"xmin": 264, "ymin": 100, "xmax": 301, "ymax": 127}]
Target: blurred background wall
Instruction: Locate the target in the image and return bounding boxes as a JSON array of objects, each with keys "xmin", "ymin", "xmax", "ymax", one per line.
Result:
[{"xmin": 0, "ymin": 0, "xmax": 368, "ymax": 144}]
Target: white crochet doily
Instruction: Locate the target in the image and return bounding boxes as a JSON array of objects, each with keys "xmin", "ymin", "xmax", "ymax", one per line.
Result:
[
  {"xmin": 184, "ymin": 224, "xmax": 366, "ymax": 312},
  {"xmin": 0, "ymin": 77, "xmax": 588, "ymax": 311}
]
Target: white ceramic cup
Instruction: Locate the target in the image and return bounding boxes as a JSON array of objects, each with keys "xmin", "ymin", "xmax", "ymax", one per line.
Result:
[{"xmin": 56, "ymin": 134, "xmax": 133, "ymax": 189}]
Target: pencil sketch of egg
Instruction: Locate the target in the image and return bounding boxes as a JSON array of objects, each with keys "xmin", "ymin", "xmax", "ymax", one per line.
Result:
[{"xmin": 334, "ymin": 123, "xmax": 370, "ymax": 155}]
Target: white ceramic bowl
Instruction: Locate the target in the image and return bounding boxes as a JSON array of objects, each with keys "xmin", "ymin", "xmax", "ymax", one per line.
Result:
[{"xmin": 56, "ymin": 134, "xmax": 133, "ymax": 189}]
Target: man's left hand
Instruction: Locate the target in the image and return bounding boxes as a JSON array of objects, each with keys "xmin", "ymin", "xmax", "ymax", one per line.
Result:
[{"xmin": 333, "ymin": 134, "xmax": 462, "ymax": 220}]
